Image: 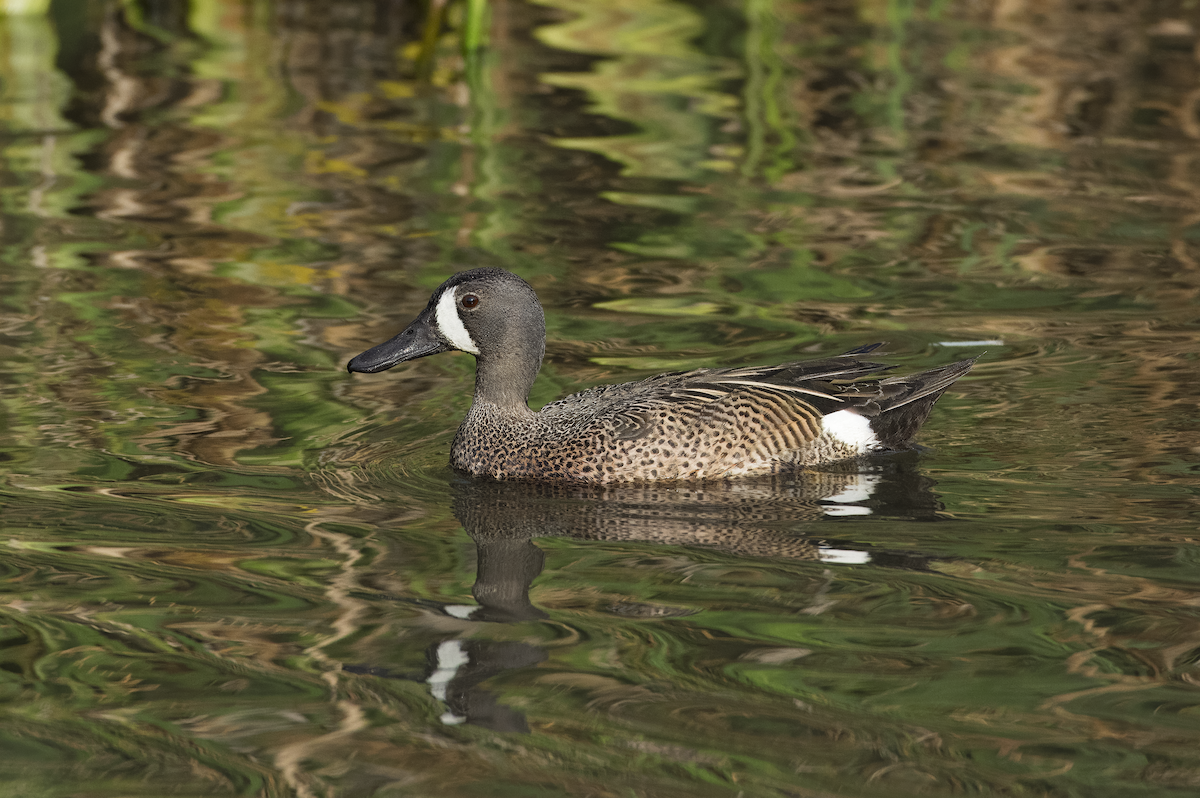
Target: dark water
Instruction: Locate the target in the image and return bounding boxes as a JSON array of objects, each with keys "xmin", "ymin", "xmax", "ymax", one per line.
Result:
[{"xmin": 2, "ymin": 1, "xmax": 1199, "ymax": 796}]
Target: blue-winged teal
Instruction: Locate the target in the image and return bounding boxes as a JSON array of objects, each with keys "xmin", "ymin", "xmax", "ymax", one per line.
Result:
[{"xmin": 348, "ymin": 268, "xmax": 976, "ymax": 483}]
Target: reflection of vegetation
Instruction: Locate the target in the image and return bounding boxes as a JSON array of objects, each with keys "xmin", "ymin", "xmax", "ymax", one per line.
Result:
[{"xmin": 1, "ymin": 0, "xmax": 1199, "ymax": 796}]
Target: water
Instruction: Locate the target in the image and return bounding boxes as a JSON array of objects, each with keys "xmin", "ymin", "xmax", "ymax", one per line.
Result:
[{"xmin": 1, "ymin": 1, "xmax": 1199, "ymax": 796}]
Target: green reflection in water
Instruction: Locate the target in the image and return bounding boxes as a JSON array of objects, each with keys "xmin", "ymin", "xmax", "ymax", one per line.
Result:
[{"xmin": 0, "ymin": 0, "xmax": 1198, "ymax": 797}]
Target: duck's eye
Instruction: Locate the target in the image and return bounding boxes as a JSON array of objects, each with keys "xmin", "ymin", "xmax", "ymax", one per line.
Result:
[{"xmin": 460, "ymin": 293, "xmax": 480, "ymax": 309}]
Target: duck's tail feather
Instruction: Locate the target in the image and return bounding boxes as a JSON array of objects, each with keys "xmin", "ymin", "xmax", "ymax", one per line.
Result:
[{"xmin": 868, "ymin": 356, "xmax": 978, "ymax": 449}]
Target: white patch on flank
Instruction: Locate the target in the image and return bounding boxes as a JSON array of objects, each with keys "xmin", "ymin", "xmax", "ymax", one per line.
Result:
[
  {"xmin": 435, "ymin": 287, "xmax": 480, "ymax": 354},
  {"xmin": 817, "ymin": 546, "xmax": 871, "ymax": 564},
  {"xmin": 821, "ymin": 409, "xmax": 879, "ymax": 453}
]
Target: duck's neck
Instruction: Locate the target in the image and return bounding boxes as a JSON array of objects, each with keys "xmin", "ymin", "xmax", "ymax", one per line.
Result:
[{"xmin": 470, "ymin": 345, "xmax": 544, "ymax": 417}]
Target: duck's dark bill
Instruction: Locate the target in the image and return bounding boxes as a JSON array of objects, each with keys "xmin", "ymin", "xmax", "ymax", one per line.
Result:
[{"xmin": 347, "ymin": 311, "xmax": 450, "ymax": 373}]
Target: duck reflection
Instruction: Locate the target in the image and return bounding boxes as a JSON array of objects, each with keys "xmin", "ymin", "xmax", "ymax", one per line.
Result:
[
  {"xmin": 455, "ymin": 457, "xmax": 943, "ymax": 569},
  {"xmin": 391, "ymin": 456, "xmax": 947, "ymax": 732}
]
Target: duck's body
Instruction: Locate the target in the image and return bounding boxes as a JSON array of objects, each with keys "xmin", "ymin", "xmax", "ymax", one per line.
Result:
[{"xmin": 348, "ymin": 268, "xmax": 975, "ymax": 484}]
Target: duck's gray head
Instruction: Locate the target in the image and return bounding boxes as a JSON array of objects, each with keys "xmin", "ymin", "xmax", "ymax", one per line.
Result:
[{"xmin": 347, "ymin": 268, "xmax": 546, "ymax": 405}]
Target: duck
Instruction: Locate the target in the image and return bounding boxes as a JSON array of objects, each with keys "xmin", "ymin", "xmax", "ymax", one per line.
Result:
[{"xmin": 347, "ymin": 268, "xmax": 976, "ymax": 483}]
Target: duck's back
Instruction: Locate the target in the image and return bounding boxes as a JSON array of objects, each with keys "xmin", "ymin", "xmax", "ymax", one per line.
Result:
[{"xmin": 451, "ymin": 354, "xmax": 974, "ymax": 483}]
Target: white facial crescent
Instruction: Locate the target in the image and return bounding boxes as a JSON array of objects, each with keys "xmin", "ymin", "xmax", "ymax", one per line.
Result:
[{"xmin": 434, "ymin": 286, "xmax": 480, "ymax": 354}]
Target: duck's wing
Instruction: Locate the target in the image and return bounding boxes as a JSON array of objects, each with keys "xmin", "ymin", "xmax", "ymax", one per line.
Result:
[
  {"xmin": 541, "ymin": 348, "xmax": 975, "ymax": 452},
  {"xmin": 539, "ymin": 351, "xmax": 891, "ymax": 438},
  {"xmin": 541, "ymin": 353, "xmax": 886, "ymax": 413},
  {"xmin": 663, "ymin": 354, "xmax": 895, "ymax": 413}
]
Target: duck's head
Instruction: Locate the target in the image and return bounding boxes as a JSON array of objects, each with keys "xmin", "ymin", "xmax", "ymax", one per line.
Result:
[{"xmin": 347, "ymin": 268, "xmax": 546, "ymax": 405}]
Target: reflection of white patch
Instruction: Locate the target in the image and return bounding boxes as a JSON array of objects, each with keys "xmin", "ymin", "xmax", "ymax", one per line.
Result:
[
  {"xmin": 822, "ymin": 505, "xmax": 873, "ymax": 517},
  {"xmin": 822, "ymin": 410, "xmax": 878, "ymax": 452},
  {"xmin": 435, "ymin": 288, "xmax": 480, "ymax": 354},
  {"xmin": 430, "ymin": 640, "xmax": 469, "ymax": 726},
  {"xmin": 818, "ymin": 546, "xmax": 871, "ymax": 564},
  {"xmin": 429, "ymin": 640, "xmax": 468, "ymax": 702},
  {"xmin": 822, "ymin": 473, "xmax": 881, "ymax": 504},
  {"xmin": 444, "ymin": 605, "xmax": 477, "ymax": 620}
]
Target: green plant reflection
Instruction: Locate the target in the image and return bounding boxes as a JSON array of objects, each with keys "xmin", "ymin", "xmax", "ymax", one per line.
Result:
[{"xmin": 0, "ymin": 0, "xmax": 1198, "ymax": 796}]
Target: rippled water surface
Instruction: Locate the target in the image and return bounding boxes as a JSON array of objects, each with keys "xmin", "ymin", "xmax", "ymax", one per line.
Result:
[{"xmin": 2, "ymin": 1, "xmax": 1199, "ymax": 796}]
